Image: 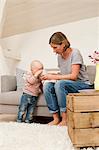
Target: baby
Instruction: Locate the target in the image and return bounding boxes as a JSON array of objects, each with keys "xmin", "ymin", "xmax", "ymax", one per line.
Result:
[{"xmin": 17, "ymin": 60, "xmax": 43, "ymax": 123}]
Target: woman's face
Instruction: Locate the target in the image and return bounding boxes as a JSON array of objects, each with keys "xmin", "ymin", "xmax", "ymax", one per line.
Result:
[{"xmin": 50, "ymin": 43, "xmax": 65, "ymax": 54}]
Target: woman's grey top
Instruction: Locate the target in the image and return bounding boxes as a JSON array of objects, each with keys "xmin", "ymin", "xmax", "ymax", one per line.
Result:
[{"xmin": 58, "ymin": 48, "xmax": 90, "ymax": 84}]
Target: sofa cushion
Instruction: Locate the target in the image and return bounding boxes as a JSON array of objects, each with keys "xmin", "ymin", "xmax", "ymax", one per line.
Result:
[
  {"xmin": 16, "ymin": 68, "xmax": 26, "ymax": 91},
  {"xmin": 34, "ymin": 106, "xmax": 52, "ymax": 117},
  {"xmin": 0, "ymin": 114, "xmax": 17, "ymax": 122},
  {"xmin": 0, "ymin": 91, "xmax": 22, "ymax": 105},
  {"xmin": 1, "ymin": 75, "xmax": 17, "ymax": 92},
  {"xmin": 0, "ymin": 90, "xmax": 47, "ymax": 107},
  {"xmin": 0, "ymin": 105, "xmax": 18, "ymax": 114},
  {"xmin": 36, "ymin": 94, "xmax": 47, "ymax": 106}
]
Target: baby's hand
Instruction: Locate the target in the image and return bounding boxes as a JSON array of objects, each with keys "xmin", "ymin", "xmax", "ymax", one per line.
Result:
[{"xmin": 34, "ymin": 70, "xmax": 43, "ymax": 78}]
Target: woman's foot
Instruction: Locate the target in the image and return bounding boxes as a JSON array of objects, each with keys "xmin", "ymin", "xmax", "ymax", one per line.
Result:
[
  {"xmin": 48, "ymin": 119, "xmax": 60, "ymax": 125},
  {"xmin": 58, "ymin": 120, "xmax": 67, "ymax": 126},
  {"xmin": 58, "ymin": 112, "xmax": 67, "ymax": 126},
  {"xmin": 48, "ymin": 112, "xmax": 60, "ymax": 125}
]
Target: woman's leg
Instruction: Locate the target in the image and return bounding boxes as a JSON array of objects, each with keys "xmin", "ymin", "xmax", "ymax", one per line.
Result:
[
  {"xmin": 43, "ymin": 82, "xmax": 60, "ymax": 125},
  {"xmin": 54, "ymin": 80, "xmax": 68, "ymax": 126},
  {"xmin": 54, "ymin": 80, "xmax": 93, "ymax": 126}
]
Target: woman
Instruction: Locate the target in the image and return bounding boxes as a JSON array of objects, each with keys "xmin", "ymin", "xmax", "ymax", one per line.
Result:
[{"xmin": 41, "ymin": 32, "xmax": 93, "ymax": 126}]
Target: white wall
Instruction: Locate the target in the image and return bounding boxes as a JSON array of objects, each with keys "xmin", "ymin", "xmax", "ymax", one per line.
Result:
[
  {"xmin": 0, "ymin": 45, "xmax": 8, "ymax": 92},
  {"xmin": 0, "ymin": 0, "xmax": 18, "ymax": 77},
  {"xmin": 1, "ymin": 17, "xmax": 99, "ymax": 74},
  {"xmin": 0, "ymin": 0, "xmax": 6, "ymax": 37},
  {"xmin": 0, "ymin": 44, "xmax": 19, "ymax": 75}
]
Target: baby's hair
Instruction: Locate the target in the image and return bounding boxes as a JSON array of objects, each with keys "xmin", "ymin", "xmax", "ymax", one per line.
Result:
[{"xmin": 31, "ymin": 60, "xmax": 43, "ymax": 70}]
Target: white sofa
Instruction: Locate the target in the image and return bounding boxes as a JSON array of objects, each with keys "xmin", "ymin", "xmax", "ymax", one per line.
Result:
[{"xmin": 0, "ymin": 66, "xmax": 96, "ymax": 122}]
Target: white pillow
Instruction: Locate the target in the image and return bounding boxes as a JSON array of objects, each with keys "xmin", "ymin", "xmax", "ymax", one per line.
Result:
[{"xmin": 16, "ymin": 68, "xmax": 27, "ymax": 91}]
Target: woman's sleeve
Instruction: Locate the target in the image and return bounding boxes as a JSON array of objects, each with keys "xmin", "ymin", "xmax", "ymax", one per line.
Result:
[{"xmin": 71, "ymin": 49, "xmax": 83, "ymax": 65}]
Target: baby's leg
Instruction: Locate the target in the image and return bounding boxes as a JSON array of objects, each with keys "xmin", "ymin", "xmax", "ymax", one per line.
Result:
[
  {"xmin": 17, "ymin": 94, "xmax": 28, "ymax": 122},
  {"xmin": 25, "ymin": 96, "xmax": 37, "ymax": 123}
]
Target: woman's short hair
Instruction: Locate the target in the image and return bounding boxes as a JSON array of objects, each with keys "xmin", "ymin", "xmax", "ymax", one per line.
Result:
[{"xmin": 49, "ymin": 32, "xmax": 70, "ymax": 49}]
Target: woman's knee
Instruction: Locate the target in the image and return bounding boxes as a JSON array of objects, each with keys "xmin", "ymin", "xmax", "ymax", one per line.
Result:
[
  {"xmin": 54, "ymin": 80, "xmax": 75, "ymax": 93},
  {"xmin": 54, "ymin": 80, "xmax": 66, "ymax": 92},
  {"xmin": 43, "ymin": 82, "xmax": 54, "ymax": 93}
]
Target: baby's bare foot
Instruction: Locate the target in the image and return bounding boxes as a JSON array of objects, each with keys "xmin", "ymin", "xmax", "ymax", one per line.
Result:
[{"xmin": 48, "ymin": 119, "xmax": 60, "ymax": 125}]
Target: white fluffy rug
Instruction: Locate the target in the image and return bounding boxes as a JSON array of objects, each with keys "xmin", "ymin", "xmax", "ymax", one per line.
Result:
[
  {"xmin": 0, "ymin": 122, "xmax": 74, "ymax": 150},
  {"xmin": 0, "ymin": 122, "xmax": 99, "ymax": 150}
]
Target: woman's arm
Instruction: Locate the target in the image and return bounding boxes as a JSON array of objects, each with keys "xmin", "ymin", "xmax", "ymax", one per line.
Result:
[{"xmin": 41, "ymin": 64, "xmax": 80, "ymax": 81}]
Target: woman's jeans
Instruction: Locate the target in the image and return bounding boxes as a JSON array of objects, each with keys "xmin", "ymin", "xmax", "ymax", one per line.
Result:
[
  {"xmin": 17, "ymin": 93, "xmax": 38, "ymax": 123},
  {"xmin": 43, "ymin": 80, "xmax": 94, "ymax": 114}
]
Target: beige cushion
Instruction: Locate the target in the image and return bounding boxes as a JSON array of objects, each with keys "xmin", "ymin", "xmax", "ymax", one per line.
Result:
[
  {"xmin": 0, "ymin": 91, "xmax": 47, "ymax": 107},
  {"xmin": 1, "ymin": 75, "xmax": 16, "ymax": 92},
  {"xmin": 87, "ymin": 65, "xmax": 96, "ymax": 84},
  {"xmin": 0, "ymin": 91, "xmax": 22, "ymax": 105},
  {"xmin": 16, "ymin": 68, "xmax": 26, "ymax": 91}
]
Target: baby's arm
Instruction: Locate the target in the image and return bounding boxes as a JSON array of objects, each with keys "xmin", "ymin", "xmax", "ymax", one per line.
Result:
[
  {"xmin": 24, "ymin": 72, "xmax": 36, "ymax": 84},
  {"xmin": 34, "ymin": 70, "xmax": 43, "ymax": 78},
  {"xmin": 24, "ymin": 70, "xmax": 43, "ymax": 85}
]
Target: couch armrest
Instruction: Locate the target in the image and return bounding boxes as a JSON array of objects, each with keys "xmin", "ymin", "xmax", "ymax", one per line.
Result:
[
  {"xmin": 87, "ymin": 65, "xmax": 96, "ymax": 84},
  {"xmin": 1, "ymin": 75, "xmax": 17, "ymax": 92}
]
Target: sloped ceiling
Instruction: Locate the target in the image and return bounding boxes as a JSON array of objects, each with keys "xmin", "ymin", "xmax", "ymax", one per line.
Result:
[{"xmin": 1, "ymin": 0, "xmax": 99, "ymax": 37}]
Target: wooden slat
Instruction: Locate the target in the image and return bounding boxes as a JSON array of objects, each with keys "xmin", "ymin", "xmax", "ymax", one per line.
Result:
[
  {"xmin": 68, "ymin": 91, "xmax": 99, "ymax": 96},
  {"xmin": 67, "ymin": 109, "xmax": 99, "ymax": 128},
  {"xmin": 67, "ymin": 92, "xmax": 99, "ymax": 148},
  {"xmin": 68, "ymin": 126, "xmax": 99, "ymax": 147},
  {"xmin": 67, "ymin": 94, "xmax": 99, "ymax": 112}
]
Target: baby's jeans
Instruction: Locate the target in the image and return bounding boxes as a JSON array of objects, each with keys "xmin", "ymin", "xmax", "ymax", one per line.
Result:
[{"xmin": 17, "ymin": 93, "xmax": 38, "ymax": 123}]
